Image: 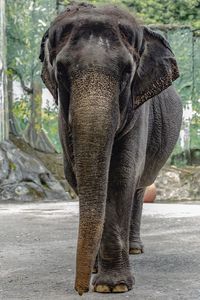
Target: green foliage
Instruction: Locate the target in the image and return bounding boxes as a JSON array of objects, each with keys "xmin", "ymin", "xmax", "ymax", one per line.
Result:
[
  {"xmin": 6, "ymin": 0, "xmax": 200, "ymax": 160},
  {"xmin": 12, "ymin": 97, "xmax": 30, "ymax": 130},
  {"xmin": 42, "ymin": 105, "xmax": 61, "ymax": 152},
  {"xmin": 6, "ymin": 0, "xmax": 56, "ymax": 82},
  {"xmin": 6, "ymin": 0, "xmax": 57, "ymax": 152},
  {"xmin": 12, "ymin": 97, "xmax": 61, "ymax": 152},
  {"xmin": 59, "ymin": 0, "xmax": 200, "ymax": 28},
  {"xmin": 122, "ymin": 0, "xmax": 200, "ymax": 28}
]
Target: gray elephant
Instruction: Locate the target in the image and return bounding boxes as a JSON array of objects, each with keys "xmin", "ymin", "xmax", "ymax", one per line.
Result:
[{"xmin": 39, "ymin": 2, "xmax": 182, "ymax": 295}]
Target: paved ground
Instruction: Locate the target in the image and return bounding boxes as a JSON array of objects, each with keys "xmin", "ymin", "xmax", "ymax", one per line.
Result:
[{"xmin": 0, "ymin": 202, "xmax": 200, "ymax": 300}]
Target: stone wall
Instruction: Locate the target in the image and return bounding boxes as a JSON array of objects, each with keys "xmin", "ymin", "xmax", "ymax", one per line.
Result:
[
  {"xmin": 155, "ymin": 166, "xmax": 200, "ymax": 202},
  {"xmin": 6, "ymin": 135, "xmax": 200, "ymax": 203},
  {"xmin": 0, "ymin": 140, "xmax": 70, "ymax": 202}
]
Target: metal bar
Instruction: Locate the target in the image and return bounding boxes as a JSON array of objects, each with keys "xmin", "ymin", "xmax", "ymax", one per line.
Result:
[{"xmin": 0, "ymin": 0, "xmax": 9, "ymax": 142}]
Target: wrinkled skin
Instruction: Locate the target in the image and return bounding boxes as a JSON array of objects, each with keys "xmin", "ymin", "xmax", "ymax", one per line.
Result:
[{"xmin": 39, "ymin": 2, "xmax": 182, "ymax": 295}]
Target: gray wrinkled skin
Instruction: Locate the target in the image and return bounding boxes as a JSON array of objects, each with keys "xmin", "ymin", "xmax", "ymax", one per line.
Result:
[{"xmin": 39, "ymin": 2, "xmax": 182, "ymax": 295}]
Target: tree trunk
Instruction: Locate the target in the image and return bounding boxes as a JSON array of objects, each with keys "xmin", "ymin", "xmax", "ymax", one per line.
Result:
[
  {"xmin": 23, "ymin": 77, "xmax": 56, "ymax": 153},
  {"xmin": 7, "ymin": 74, "xmax": 22, "ymax": 136}
]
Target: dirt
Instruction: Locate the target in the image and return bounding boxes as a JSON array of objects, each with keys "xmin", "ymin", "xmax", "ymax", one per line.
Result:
[{"xmin": 1, "ymin": 202, "xmax": 200, "ymax": 300}]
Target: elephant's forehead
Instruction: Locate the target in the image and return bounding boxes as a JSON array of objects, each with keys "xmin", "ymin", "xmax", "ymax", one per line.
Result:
[
  {"xmin": 51, "ymin": 5, "xmax": 137, "ymax": 31},
  {"xmin": 54, "ymin": 14, "xmax": 126, "ymax": 29}
]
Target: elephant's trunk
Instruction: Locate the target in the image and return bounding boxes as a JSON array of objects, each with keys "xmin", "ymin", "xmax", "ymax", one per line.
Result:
[{"xmin": 71, "ymin": 70, "xmax": 119, "ymax": 295}]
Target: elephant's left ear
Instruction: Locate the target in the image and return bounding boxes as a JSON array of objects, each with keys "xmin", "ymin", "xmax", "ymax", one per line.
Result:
[
  {"xmin": 132, "ymin": 27, "xmax": 179, "ymax": 109},
  {"xmin": 39, "ymin": 29, "xmax": 58, "ymax": 105}
]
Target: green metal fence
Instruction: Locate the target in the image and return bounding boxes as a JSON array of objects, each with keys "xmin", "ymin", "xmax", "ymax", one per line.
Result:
[{"xmin": 151, "ymin": 26, "xmax": 200, "ymax": 164}]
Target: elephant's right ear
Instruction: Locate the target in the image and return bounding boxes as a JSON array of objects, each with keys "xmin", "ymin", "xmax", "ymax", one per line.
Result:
[
  {"xmin": 39, "ymin": 29, "xmax": 58, "ymax": 105},
  {"xmin": 132, "ymin": 27, "xmax": 179, "ymax": 109}
]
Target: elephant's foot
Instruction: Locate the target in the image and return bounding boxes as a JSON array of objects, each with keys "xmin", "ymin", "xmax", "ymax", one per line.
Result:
[
  {"xmin": 129, "ymin": 240, "xmax": 144, "ymax": 255},
  {"xmin": 92, "ymin": 270, "xmax": 134, "ymax": 293}
]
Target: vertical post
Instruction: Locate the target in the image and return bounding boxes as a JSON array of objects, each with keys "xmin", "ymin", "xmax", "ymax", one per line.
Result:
[
  {"xmin": 56, "ymin": 0, "xmax": 59, "ymax": 15},
  {"xmin": 0, "ymin": 0, "xmax": 9, "ymax": 141}
]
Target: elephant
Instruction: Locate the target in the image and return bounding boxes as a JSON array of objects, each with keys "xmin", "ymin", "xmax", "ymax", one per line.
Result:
[{"xmin": 39, "ymin": 2, "xmax": 182, "ymax": 296}]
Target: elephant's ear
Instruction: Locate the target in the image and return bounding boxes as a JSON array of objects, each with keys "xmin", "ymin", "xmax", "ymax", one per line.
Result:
[
  {"xmin": 132, "ymin": 27, "xmax": 179, "ymax": 109},
  {"xmin": 39, "ymin": 29, "xmax": 58, "ymax": 105}
]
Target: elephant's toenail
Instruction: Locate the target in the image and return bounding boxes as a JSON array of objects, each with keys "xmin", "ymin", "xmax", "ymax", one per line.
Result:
[
  {"xmin": 94, "ymin": 285, "xmax": 111, "ymax": 293},
  {"xmin": 112, "ymin": 284, "xmax": 128, "ymax": 293}
]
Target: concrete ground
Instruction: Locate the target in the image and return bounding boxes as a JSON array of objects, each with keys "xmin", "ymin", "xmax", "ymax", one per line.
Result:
[{"xmin": 0, "ymin": 202, "xmax": 200, "ymax": 300}]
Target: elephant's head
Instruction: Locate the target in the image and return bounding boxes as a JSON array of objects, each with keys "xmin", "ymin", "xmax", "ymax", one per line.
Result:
[{"xmin": 39, "ymin": 2, "xmax": 179, "ymax": 295}]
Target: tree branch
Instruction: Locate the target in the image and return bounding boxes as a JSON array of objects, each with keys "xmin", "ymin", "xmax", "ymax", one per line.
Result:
[{"xmin": 9, "ymin": 68, "xmax": 33, "ymax": 94}]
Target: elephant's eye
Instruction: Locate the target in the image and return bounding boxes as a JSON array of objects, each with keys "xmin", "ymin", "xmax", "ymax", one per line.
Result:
[
  {"xmin": 123, "ymin": 64, "xmax": 132, "ymax": 78},
  {"xmin": 120, "ymin": 64, "xmax": 132, "ymax": 92},
  {"xmin": 57, "ymin": 61, "xmax": 65, "ymax": 77}
]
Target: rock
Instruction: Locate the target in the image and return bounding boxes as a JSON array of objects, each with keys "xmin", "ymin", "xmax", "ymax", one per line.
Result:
[
  {"xmin": 0, "ymin": 147, "xmax": 9, "ymax": 181},
  {"xmin": 0, "ymin": 140, "xmax": 70, "ymax": 202},
  {"xmin": 155, "ymin": 166, "xmax": 200, "ymax": 202},
  {"xmin": 10, "ymin": 134, "xmax": 76, "ymax": 199},
  {"xmin": 6, "ymin": 135, "xmax": 200, "ymax": 203}
]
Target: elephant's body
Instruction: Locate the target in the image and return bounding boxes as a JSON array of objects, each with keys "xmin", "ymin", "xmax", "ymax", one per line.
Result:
[
  {"xmin": 40, "ymin": 2, "xmax": 182, "ymax": 295},
  {"xmin": 60, "ymin": 84, "xmax": 182, "ymax": 193},
  {"xmin": 140, "ymin": 86, "xmax": 182, "ymax": 186},
  {"xmin": 59, "ymin": 83, "xmax": 182, "ymax": 272}
]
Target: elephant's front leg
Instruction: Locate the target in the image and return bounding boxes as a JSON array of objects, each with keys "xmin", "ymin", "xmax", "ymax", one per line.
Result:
[
  {"xmin": 92, "ymin": 146, "xmax": 136, "ymax": 293},
  {"xmin": 129, "ymin": 188, "xmax": 145, "ymax": 254}
]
